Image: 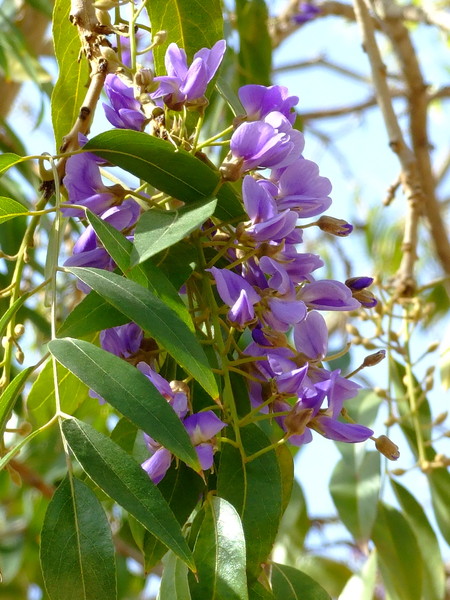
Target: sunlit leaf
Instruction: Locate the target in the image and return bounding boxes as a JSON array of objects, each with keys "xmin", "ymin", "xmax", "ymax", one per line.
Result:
[
  {"xmin": 271, "ymin": 563, "xmax": 330, "ymax": 600},
  {"xmin": 158, "ymin": 550, "xmax": 192, "ymax": 600},
  {"xmin": 40, "ymin": 476, "xmax": 117, "ymax": 600},
  {"xmin": 0, "ymin": 196, "xmax": 27, "ymax": 223},
  {"xmin": 0, "ymin": 367, "xmax": 34, "ymax": 435},
  {"xmin": 0, "ymin": 153, "xmax": 24, "ymax": 177},
  {"xmin": 339, "ymin": 551, "xmax": 377, "ymax": 600}
]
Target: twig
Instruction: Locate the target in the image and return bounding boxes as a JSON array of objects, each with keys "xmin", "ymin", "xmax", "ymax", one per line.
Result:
[{"xmin": 300, "ymin": 90, "xmax": 404, "ymax": 120}]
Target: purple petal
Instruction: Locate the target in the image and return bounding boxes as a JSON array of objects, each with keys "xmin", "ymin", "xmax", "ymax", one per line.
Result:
[
  {"xmin": 184, "ymin": 411, "xmax": 226, "ymax": 445},
  {"xmin": 242, "ymin": 175, "xmax": 277, "ymax": 223},
  {"xmin": 165, "ymin": 43, "xmax": 188, "ymax": 79},
  {"xmin": 294, "ymin": 311, "xmax": 328, "ymax": 359},
  {"xmin": 208, "ymin": 267, "xmax": 261, "ymax": 306},
  {"xmin": 194, "ymin": 40, "xmax": 226, "ymax": 82},
  {"xmin": 195, "ymin": 443, "xmax": 215, "ymax": 470},
  {"xmin": 300, "ymin": 280, "xmax": 361, "ymax": 311},
  {"xmin": 228, "ymin": 289, "xmax": 256, "ymax": 328},
  {"xmin": 314, "ymin": 416, "xmax": 373, "ymax": 442},
  {"xmin": 142, "ymin": 447, "xmax": 173, "ymax": 484}
]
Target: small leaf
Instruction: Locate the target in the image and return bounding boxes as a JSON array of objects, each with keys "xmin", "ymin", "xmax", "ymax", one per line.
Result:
[
  {"xmin": 131, "ymin": 199, "xmax": 217, "ymax": 265},
  {"xmin": 372, "ymin": 502, "xmax": 423, "ymax": 600},
  {"xmin": 0, "ymin": 153, "xmax": 24, "ymax": 177},
  {"xmin": 49, "ymin": 338, "xmax": 199, "ymax": 470},
  {"xmin": 84, "ymin": 131, "xmax": 243, "ymax": 220},
  {"xmin": 189, "ymin": 496, "xmax": 248, "ymax": 600},
  {"xmin": 271, "ymin": 563, "xmax": 330, "ymax": 600},
  {"xmin": 427, "ymin": 464, "xmax": 450, "ymax": 546},
  {"xmin": 217, "ymin": 424, "xmax": 283, "ymax": 578},
  {"xmin": 0, "ymin": 196, "xmax": 27, "ymax": 223},
  {"xmin": 158, "ymin": 550, "xmax": 192, "ymax": 600},
  {"xmin": 62, "ymin": 417, "xmax": 195, "ymax": 569},
  {"xmin": 391, "ymin": 479, "xmax": 445, "ymax": 600},
  {"xmin": 40, "ymin": 476, "xmax": 117, "ymax": 600},
  {"xmin": 65, "ymin": 267, "xmax": 218, "ymax": 398},
  {"xmin": 51, "ymin": 0, "xmax": 89, "ymax": 149},
  {"xmin": 0, "ymin": 367, "xmax": 34, "ymax": 435},
  {"xmin": 329, "ymin": 451, "xmax": 380, "ymax": 542}
]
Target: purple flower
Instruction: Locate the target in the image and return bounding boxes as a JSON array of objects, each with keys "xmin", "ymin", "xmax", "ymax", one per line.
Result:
[
  {"xmin": 103, "ymin": 74, "xmax": 146, "ymax": 131},
  {"xmin": 100, "ymin": 323, "xmax": 143, "ymax": 358},
  {"xmin": 293, "ymin": 311, "xmax": 328, "ymax": 360},
  {"xmin": 208, "ymin": 267, "xmax": 261, "ymax": 329},
  {"xmin": 151, "ymin": 40, "xmax": 226, "ymax": 110},
  {"xmin": 228, "ymin": 112, "xmax": 304, "ymax": 174},
  {"xmin": 345, "ymin": 276, "xmax": 374, "ymax": 291},
  {"xmin": 238, "ymin": 84, "xmax": 299, "ymax": 124},
  {"xmin": 299, "ymin": 280, "xmax": 361, "ymax": 311},
  {"xmin": 274, "ymin": 158, "xmax": 332, "ymax": 217},
  {"xmin": 184, "ymin": 411, "xmax": 226, "ymax": 470},
  {"xmin": 142, "ymin": 447, "xmax": 172, "ymax": 484},
  {"xmin": 293, "ymin": 2, "xmax": 321, "ymax": 24},
  {"xmin": 137, "ymin": 362, "xmax": 188, "ymax": 419},
  {"xmin": 63, "ymin": 153, "xmax": 125, "ymax": 218}
]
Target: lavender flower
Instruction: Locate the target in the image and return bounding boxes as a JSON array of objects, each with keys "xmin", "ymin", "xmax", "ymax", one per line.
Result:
[
  {"xmin": 151, "ymin": 40, "xmax": 226, "ymax": 110},
  {"xmin": 238, "ymin": 84, "xmax": 299, "ymax": 124},
  {"xmin": 100, "ymin": 323, "xmax": 143, "ymax": 359},
  {"xmin": 293, "ymin": 2, "xmax": 321, "ymax": 24},
  {"xmin": 103, "ymin": 74, "xmax": 146, "ymax": 131}
]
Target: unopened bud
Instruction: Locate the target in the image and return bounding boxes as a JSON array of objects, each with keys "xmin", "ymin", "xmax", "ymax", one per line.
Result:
[
  {"xmin": 95, "ymin": 8, "xmax": 112, "ymax": 26},
  {"xmin": 285, "ymin": 407, "xmax": 314, "ymax": 437},
  {"xmin": 15, "ymin": 349, "xmax": 24, "ymax": 364},
  {"xmin": 220, "ymin": 156, "xmax": 244, "ymax": 182},
  {"xmin": 362, "ymin": 349, "xmax": 386, "ymax": 367},
  {"xmin": 18, "ymin": 422, "xmax": 32, "ymax": 436},
  {"xmin": 14, "ymin": 324, "xmax": 25, "ymax": 337},
  {"xmin": 374, "ymin": 387, "xmax": 388, "ymax": 398},
  {"xmin": 427, "ymin": 341, "xmax": 439, "ymax": 353},
  {"xmin": 317, "ymin": 216, "xmax": 353, "ymax": 236},
  {"xmin": 391, "ymin": 468, "xmax": 406, "ymax": 476},
  {"xmin": 352, "ymin": 289, "xmax": 378, "ymax": 308},
  {"xmin": 375, "ymin": 435, "xmax": 400, "ymax": 460},
  {"xmin": 94, "ymin": 0, "xmax": 117, "ymax": 8},
  {"xmin": 345, "ymin": 276, "xmax": 373, "ymax": 291},
  {"xmin": 99, "ymin": 46, "xmax": 121, "ymax": 66},
  {"xmin": 169, "ymin": 380, "xmax": 190, "ymax": 400},
  {"xmin": 135, "ymin": 68, "xmax": 156, "ymax": 91},
  {"xmin": 433, "ymin": 411, "xmax": 448, "ymax": 426},
  {"xmin": 7, "ymin": 464, "xmax": 22, "ymax": 487},
  {"xmin": 152, "ymin": 30, "xmax": 167, "ymax": 46}
]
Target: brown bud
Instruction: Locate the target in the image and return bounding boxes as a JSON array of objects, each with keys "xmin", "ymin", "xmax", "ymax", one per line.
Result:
[
  {"xmin": 433, "ymin": 411, "xmax": 448, "ymax": 426},
  {"xmin": 317, "ymin": 216, "xmax": 353, "ymax": 236},
  {"xmin": 220, "ymin": 156, "xmax": 244, "ymax": 182},
  {"xmin": 285, "ymin": 407, "xmax": 314, "ymax": 437},
  {"xmin": 391, "ymin": 468, "xmax": 406, "ymax": 476},
  {"xmin": 14, "ymin": 324, "xmax": 25, "ymax": 337},
  {"xmin": 135, "ymin": 68, "xmax": 157, "ymax": 92},
  {"xmin": 18, "ymin": 422, "xmax": 32, "ymax": 436},
  {"xmin": 152, "ymin": 30, "xmax": 167, "ymax": 46},
  {"xmin": 375, "ymin": 435, "xmax": 400, "ymax": 461},
  {"xmin": 169, "ymin": 380, "xmax": 190, "ymax": 400},
  {"xmin": 362, "ymin": 349, "xmax": 386, "ymax": 367}
]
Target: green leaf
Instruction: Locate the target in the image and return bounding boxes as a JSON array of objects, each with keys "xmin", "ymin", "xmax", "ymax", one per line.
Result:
[
  {"xmin": 131, "ymin": 199, "xmax": 217, "ymax": 266},
  {"xmin": 84, "ymin": 131, "xmax": 243, "ymax": 220},
  {"xmin": 86, "ymin": 211, "xmax": 194, "ymax": 330},
  {"xmin": 235, "ymin": 0, "xmax": 272, "ymax": 86},
  {"xmin": 271, "ymin": 563, "xmax": 330, "ymax": 600},
  {"xmin": 0, "ymin": 153, "xmax": 23, "ymax": 177},
  {"xmin": 65, "ymin": 267, "xmax": 218, "ymax": 399},
  {"xmin": 294, "ymin": 556, "xmax": 353, "ymax": 598},
  {"xmin": 440, "ymin": 347, "xmax": 450, "ymax": 390},
  {"xmin": 427, "ymin": 465, "xmax": 450, "ymax": 545},
  {"xmin": 275, "ymin": 444, "xmax": 294, "ymax": 515},
  {"xmin": 51, "ymin": 0, "xmax": 89, "ymax": 149},
  {"xmin": 143, "ymin": 463, "xmax": 204, "ymax": 570},
  {"xmin": 158, "ymin": 550, "xmax": 192, "ymax": 600},
  {"xmin": 62, "ymin": 417, "xmax": 195, "ymax": 569},
  {"xmin": 275, "ymin": 480, "xmax": 309, "ymax": 561},
  {"xmin": 27, "ymin": 360, "xmax": 88, "ymax": 427},
  {"xmin": 339, "ymin": 551, "xmax": 377, "ymax": 600},
  {"xmin": 217, "ymin": 424, "xmax": 283, "ymax": 578},
  {"xmin": 372, "ymin": 502, "xmax": 423, "ymax": 600},
  {"xmin": 329, "ymin": 451, "xmax": 380, "ymax": 542},
  {"xmin": 189, "ymin": 496, "xmax": 248, "ymax": 600},
  {"xmin": 40, "ymin": 476, "xmax": 117, "ymax": 600},
  {"xmin": 146, "ymin": 0, "xmax": 223, "ymax": 73},
  {"xmin": 0, "ymin": 196, "xmax": 27, "ymax": 223},
  {"xmin": 0, "ymin": 367, "xmax": 34, "ymax": 435},
  {"xmin": 57, "ymin": 291, "xmax": 129, "ymax": 338},
  {"xmin": 49, "ymin": 338, "xmax": 199, "ymax": 470},
  {"xmin": 391, "ymin": 479, "xmax": 445, "ymax": 600},
  {"xmin": 248, "ymin": 581, "xmax": 275, "ymax": 600}
]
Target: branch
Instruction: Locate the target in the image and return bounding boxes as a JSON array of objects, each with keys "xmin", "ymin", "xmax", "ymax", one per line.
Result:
[
  {"xmin": 300, "ymin": 89, "xmax": 404, "ymax": 120},
  {"xmin": 352, "ymin": 0, "xmax": 424, "ymax": 296}
]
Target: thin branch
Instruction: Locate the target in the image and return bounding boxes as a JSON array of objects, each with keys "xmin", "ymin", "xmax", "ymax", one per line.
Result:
[{"xmin": 300, "ymin": 90, "xmax": 404, "ymax": 120}]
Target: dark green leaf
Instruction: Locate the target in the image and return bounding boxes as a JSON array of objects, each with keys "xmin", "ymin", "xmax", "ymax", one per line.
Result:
[
  {"xmin": 235, "ymin": 0, "xmax": 272, "ymax": 86},
  {"xmin": 49, "ymin": 338, "xmax": 199, "ymax": 469},
  {"xmin": 110, "ymin": 417, "xmax": 138, "ymax": 452},
  {"xmin": 189, "ymin": 496, "xmax": 248, "ymax": 600},
  {"xmin": 372, "ymin": 502, "xmax": 423, "ymax": 600},
  {"xmin": 427, "ymin": 465, "xmax": 450, "ymax": 545},
  {"xmin": 0, "ymin": 367, "xmax": 34, "ymax": 435},
  {"xmin": 51, "ymin": 0, "xmax": 89, "ymax": 149},
  {"xmin": 276, "ymin": 444, "xmax": 294, "ymax": 515},
  {"xmin": 248, "ymin": 581, "xmax": 275, "ymax": 600},
  {"xmin": 391, "ymin": 479, "xmax": 445, "ymax": 600},
  {"xmin": 294, "ymin": 556, "xmax": 353, "ymax": 598},
  {"xmin": 27, "ymin": 360, "xmax": 88, "ymax": 427},
  {"xmin": 271, "ymin": 563, "xmax": 330, "ymax": 600},
  {"xmin": 131, "ymin": 199, "xmax": 217, "ymax": 265},
  {"xmin": 62, "ymin": 417, "xmax": 195, "ymax": 569},
  {"xmin": 57, "ymin": 291, "xmax": 129, "ymax": 338},
  {"xmin": 65, "ymin": 267, "xmax": 218, "ymax": 398},
  {"xmin": 146, "ymin": 0, "xmax": 223, "ymax": 73},
  {"xmin": 40, "ymin": 476, "xmax": 117, "ymax": 600},
  {"xmin": 329, "ymin": 451, "xmax": 380, "ymax": 542},
  {"xmin": 217, "ymin": 424, "xmax": 283, "ymax": 578},
  {"xmin": 275, "ymin": 480, "xmax": 309, "ymax": 560},
  {"xmin": 0, "ymin": 196, "xmax": 27, "ymax": 223},
  {"xmin": 84, "ymin": 130, "xmax": 242, "ymax": 220}
]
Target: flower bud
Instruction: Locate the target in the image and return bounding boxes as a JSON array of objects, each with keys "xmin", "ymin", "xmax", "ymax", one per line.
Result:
[
  {"xmin": 135, "ymin": 68, "xmax": 157, "ymax": 92},
  {"xmin": 220, "ymin": 156, "xmax": 244, "ymax": 182},
  {"xmin": 15, "ymin": 349, "xmax": 24, "ymax": 364},
  {"xmin": 433, "ymin": 411, "xmax": 448, "ymax": 426},
  {"xmin": 317, "ymin": 216, "xmax": 353, "ymax": 236},
  {"xmin": 345, "ymin": 276, "xmax": 374, "ymax": 291},
  {"xmin": 94, "ymin": 0, "xmax": 118, "ymax": 8},
  {"xmin": 152, "ymin": 30, "xmax": 167, "ymax": 46},
  {"xmin": 18, "ymin": 421, "xmax": 32, "ymax": 436},
  {"xmin": 362, "ymin": 349, "xmax": 386, "ymax": 367},
  {"xmin": 99, "ymin": 46, "xmax": 120, "ymax": 67},
  {"xmin": 95, "ymin": 8, "xmax": 111, "ymax": 26},
  {"xmin": 375, "ymin": 435, "xmax": 400, "ymax": 460},
  {"xmin": 14, "ymin": 324, "xmax": 25, "ymax": 337},
  {"xmin": 391, "ymin": 468, "xmax": 406, "ymax": 476},
  {"xmin": 352, "ymin": 289, "xmax": 378, "ymax": 308},
  {"xmin": 285, "ymin": 407, "xmax": 313, "ymax": 437},
  {"xmin": 169, "ymin": 380, "xmax": 190, "ymax": 399}
]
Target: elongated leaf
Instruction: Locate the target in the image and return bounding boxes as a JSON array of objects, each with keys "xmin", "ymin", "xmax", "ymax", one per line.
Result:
[
  {"xmin": 427, "ymin": 465, "xmax": 450, "ymax": 545},
  {"xmin": 62, "ymin": 417, "xmax": 195, "ymax": 569},
  {"xmin": 217, "ymin": 424, "xmax": 283, "ymax": 578},
  {"xmin": 372, "ymin": 502, "xmax": 423, "ymax": 600},
  {"xmin": 143, "ymin": 463, "xmax": 204, "ymax": 570},
  {"xmin": 329, "ymin": 451, "xmax": 380, "ymax": 542},
  {"xmin": 271, "ymin": 563, "xmax": 330, "ymax": 600},
  {"xmin": 27, "ymin": 360, "xmax": 88, "ymax": 427},
  {"xmin": 86, "ymin": 211, "xmax": 194, "ymax": 330},
  {"xmin": 84, "ymin": 131, "xmax": 243, "ymax": 220},
  {"xmin": 235, "ymin": 0, "xmax": 272, "ymax": 86},
  {"xmin": 131, "ymin": 199, "xmax": 217, "ymax": 265},
  {"xmin": 49, "ymin": 338, "xmax": 199, "ymax": 469},
  {"xmin": 336, "ymin": 551, "xmax": 377, "ymax": 600},
  {"xmin": 57, "ymin": 291, "xmax": 129, "ymax": 338},
  {"xmin": 189, "ymin": 497, "xmax": 248, "ymax": 600},
  {"xmin": 65, "ymin": 267, "xmax": 218, "ymax": 398},
  {"xmin": 51, "ymin": 0, "xmax": 89, "ymax": 149},
  {"xmin": 275, "ymin": 480, "xmax": 309, "ymax": 562},
  {"xmin": 0, "ymin": 196, "xmax": 27, "ymax": 223},
  {"xmin": 40, "ymin": 476, "xmax": 117, "ymax": 600},
  {"xmin": 0, "ymin": 367, "xmax": 34, "ymax": 435},
  {"xmin": 146, "ymin": 0, "xmax": 223, "ymax": 72},
  {"xmin": 159, "ymin": 550, "xmax": 192, "ymax": 600},
  {"xmin": 0, "ymin": 153, "xmax": 23, "ymax": 177},
  {"xmin": 391, "ymin": 479, "xmax": 445, "ymax": 600},
  {"xmin": 294, "ymin": 556, "xmax": 352, "ymax": 599},
  {"xmin": 0, "ymin": 291, "xmax": 35, "ymax": 340},
  {"xmin": 249, "ymin": 581, "xmax": 275, "ymax": 600}
]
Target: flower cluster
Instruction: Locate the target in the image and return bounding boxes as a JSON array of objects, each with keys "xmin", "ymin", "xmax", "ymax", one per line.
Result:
[{"xmin": 62, "ymin": 37, "xmax": 379, "ymax": 485}]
